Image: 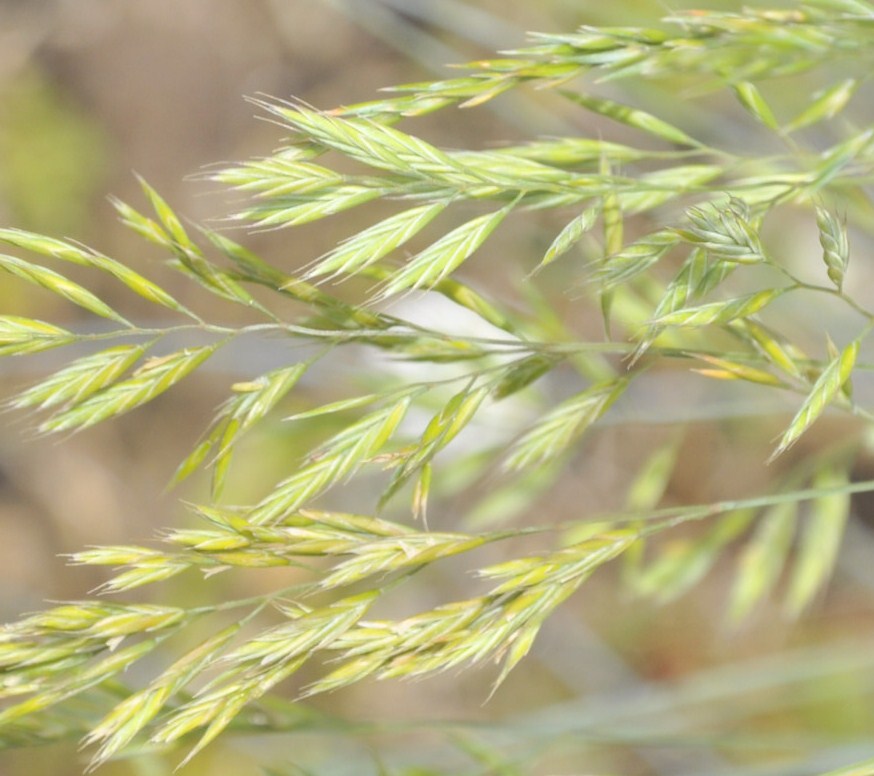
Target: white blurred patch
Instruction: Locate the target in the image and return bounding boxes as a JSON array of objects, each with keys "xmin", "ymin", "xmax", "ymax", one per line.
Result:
[{"xmin": 373, "ymin": 291, "xmax": 535, "ymax": 454}]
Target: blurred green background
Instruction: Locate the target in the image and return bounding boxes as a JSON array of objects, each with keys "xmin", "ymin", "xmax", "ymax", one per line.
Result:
[{"xmin": 2, "ymin": 1, "xmax": 874, "ymax": 775}]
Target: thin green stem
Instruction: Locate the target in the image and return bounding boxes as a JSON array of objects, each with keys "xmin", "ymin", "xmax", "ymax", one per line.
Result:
[{"xmin": 571, "ymin": 475, "xmax": 874, "ymax": 534}]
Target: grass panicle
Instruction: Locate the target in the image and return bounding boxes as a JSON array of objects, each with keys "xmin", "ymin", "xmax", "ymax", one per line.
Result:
[{"xmin": 2, "ymin": 4, "xmax": 874, "ymax": 774}]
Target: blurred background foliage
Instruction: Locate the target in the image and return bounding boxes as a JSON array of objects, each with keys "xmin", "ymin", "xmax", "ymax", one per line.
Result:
[{"xmin": 2, "ymin": 1, "xmax": 874, "ymax": 775}]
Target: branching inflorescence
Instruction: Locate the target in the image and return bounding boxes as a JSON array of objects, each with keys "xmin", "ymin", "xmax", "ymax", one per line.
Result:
[{"xmin": 2, "ymin": 1, "xmax": 874, "ymax": 771}]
